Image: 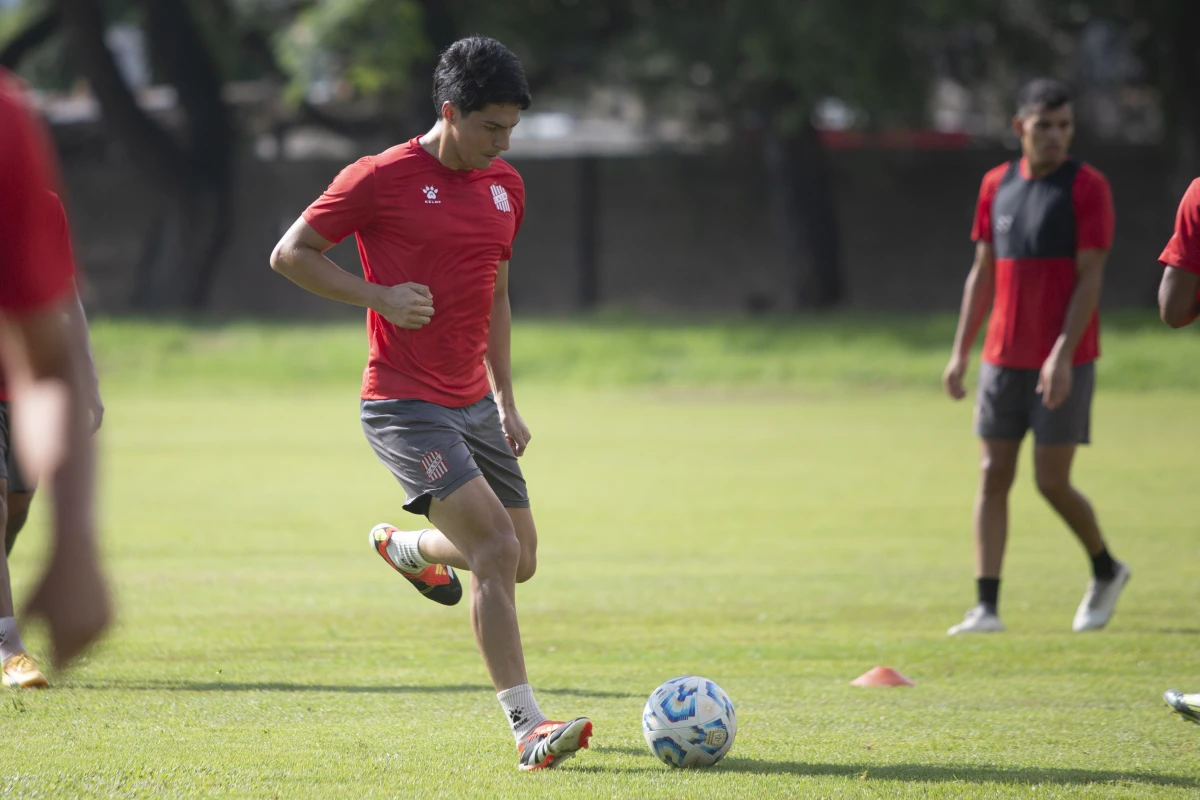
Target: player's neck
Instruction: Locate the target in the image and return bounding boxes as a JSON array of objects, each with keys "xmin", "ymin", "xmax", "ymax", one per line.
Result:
[
  {"xmin": 419, "ymin": 123, "xmax": 473, "ymax": 171},
  {"xmin": 1023, "ymin": 153, "xmax": 1067, "ymax": 180}
]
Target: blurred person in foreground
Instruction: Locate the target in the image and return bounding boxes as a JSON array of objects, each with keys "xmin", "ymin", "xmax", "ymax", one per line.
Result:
[
  {"xmin": 941, "ymin": 78, "xmax": 1129, "ymax": 635},
  {"xmin": 0, "ymin": 190, "xmax": 104, "ymax": 689},
  {"xmin": 0, "ymin": 68, "xmax": 111, "ymax": 681},
  {"xmin": 1154, "ymin": 176, "xmax": 1200, "ymax": 722},
  {"xmin": 269, "ymin": 38, "xmax": 591, "ymax": 770}
]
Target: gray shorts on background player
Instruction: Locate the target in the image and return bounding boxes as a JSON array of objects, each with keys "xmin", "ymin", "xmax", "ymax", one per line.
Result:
[
  {"xmin": 0, "ymin": 401, "xmax": 35, "ymax": 494},
  {"xmin": 361, "ymin": 393, "xmax": 530, "ymax": 517},
  {"xmin": 975, "ymin": 361, "xmax": 1095, "ymax": 445}
]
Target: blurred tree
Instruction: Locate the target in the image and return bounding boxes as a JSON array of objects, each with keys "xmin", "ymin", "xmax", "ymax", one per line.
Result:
[
  {"xmin": 594, "ymin": 0, "xmax": 952, "ymax": 309},
  {"xmin": 4, "ymin": 0, "xmax": 1193, "ymax": 311}
]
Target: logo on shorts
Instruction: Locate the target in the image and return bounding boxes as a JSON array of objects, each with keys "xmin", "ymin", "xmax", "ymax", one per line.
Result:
[
  {"xmin": 420, "ymin": 450, "xmax": 449, "ymax": 482},
  {"xmin": 995, "ymin": 214, "xmax": 1014, "ymax": 234},
  {"xmin": 490, "ymin": 183, "xmax": 511, "ymax": 212}
]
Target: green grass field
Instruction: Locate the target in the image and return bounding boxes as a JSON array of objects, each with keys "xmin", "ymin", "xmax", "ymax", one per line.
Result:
[{"xmin": 5, "ymin": 314, "xmax": 1200, "ymax": 798}]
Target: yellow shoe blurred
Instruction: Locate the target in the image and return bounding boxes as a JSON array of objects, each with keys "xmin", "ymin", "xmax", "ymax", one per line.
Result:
[{"xmin": 2, "ymin": 652, "xmax": 49, "ymax": 688}]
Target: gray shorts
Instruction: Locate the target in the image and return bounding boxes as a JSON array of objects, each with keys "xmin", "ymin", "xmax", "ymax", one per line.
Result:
[
  {"xmin": 361, "ymin": 393, "xmax": 530, "ymax": 517},
  {"xmin": 0, "ymin": 401, "xmax": 35, "ymax": 494},
  {"xmin": 974, "ymin": 361, "xmax": 1095, "ymax": 446}
]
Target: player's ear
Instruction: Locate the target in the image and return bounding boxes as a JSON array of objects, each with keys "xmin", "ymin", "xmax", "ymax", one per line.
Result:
[
  {"xmin": 441, "ymin": 101, "xmax": 457, "ymax": 125},
  {"xmin": 1010, "ymin": 115, "xmax": 1025, "ymax": 139}
]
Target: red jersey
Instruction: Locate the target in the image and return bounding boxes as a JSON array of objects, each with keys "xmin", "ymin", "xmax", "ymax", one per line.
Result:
[
  {"xmin": 1159, "ymin": 178, "xmax": 1200, "ymax": 275},
  {"xmin": 303, "ymin": 138, "xmax": 524, "ymax": 406},
  {"xmin": 971, "ymin": 157, "xmax": 1114, "ymax": 369},
  {"xmin": 0, "ymin": 70, "xmax": 73, "ymax": 316}
]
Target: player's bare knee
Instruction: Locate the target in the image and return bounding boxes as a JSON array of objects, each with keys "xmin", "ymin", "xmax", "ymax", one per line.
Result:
[
  {"xmin": 471, "ymin": 529, "xmax": 521, "ymax": 580},
  {"xmin": 1035, "ymin": 472, "xmax": 1070, "ymax": 502},
  {"xmin": 979, "ymin": 461, "xmax": 1015, "ymax": 496},
  {"xmin": 515, "ymin": 551, "xmax": 537, "ymax": 583}
]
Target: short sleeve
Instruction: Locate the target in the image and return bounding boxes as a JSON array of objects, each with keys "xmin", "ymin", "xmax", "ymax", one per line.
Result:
[
  {"xmin": 1159, "ymin": 179, "xmax": 1200, "ymax": 275},
  {"xmin": 0, "ymin": 76, "xmax": 73, "ymax": 314},
  {"xmin": 1073, "ymin": 165, "xmax": 1115, "ymax": 251},
  {"xmin": 971, "ymin": 167, "xmax": 1004, "ymax": 243},
  {"xmin": 302, "ymin": 157, "xmax": 378, "ymax": 244},
  {"xmin": 500, "ymin": 174, "xmax": 525, "ymax": 261}
]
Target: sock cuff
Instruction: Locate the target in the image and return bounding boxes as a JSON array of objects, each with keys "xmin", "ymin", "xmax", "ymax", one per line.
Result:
[
  {"xmin": 497, "ymin": 683, "xmax": 533, "ymax": 702},
  {"xmin": 387, "ymin": 529, "xmax": 431, "ymax": 572}
]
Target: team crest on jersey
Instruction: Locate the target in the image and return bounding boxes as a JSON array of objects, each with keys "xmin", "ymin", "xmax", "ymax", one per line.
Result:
[
  {"xmin": 422, "ymin": 186, "xmax": 440, "ymax": 204},
  {"xmin": 420, "ymin": 450, "xmax": 449, "ymax": 482},
  {"xmin": 995, "ymin": 214, "xmax": 1013, "ymax": 234},
  {"xmin": 490, "ymin": 184, "xmax": 511, "ymax": 212}
]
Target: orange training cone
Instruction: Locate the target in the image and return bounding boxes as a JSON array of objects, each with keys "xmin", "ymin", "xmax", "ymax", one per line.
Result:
[{"xmin": 850, "ymin": 666, "xmax": 915, "ymax": 687}]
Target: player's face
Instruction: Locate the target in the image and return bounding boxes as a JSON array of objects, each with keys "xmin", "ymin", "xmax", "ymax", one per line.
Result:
[
  {"xmin": 448, "ymin": 103, "xmax": 521, "ymax": 169},
  {"xmin": 1015, "ymin": 104, "xmax": 1074, "ymax": 167}
]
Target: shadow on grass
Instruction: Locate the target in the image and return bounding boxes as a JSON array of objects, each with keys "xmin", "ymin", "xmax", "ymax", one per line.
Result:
[
  {"xmin": 580, "ymin": 751, "xmax": 1196, "ymax": 787},
  {"xmin": 71, "ymin": 681, "xmax": 639, "ymax": 699}
]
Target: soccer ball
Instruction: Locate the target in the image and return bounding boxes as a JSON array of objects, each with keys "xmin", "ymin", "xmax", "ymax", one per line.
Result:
[{"xmin": 642, "ymin": 676, "xmax": 737, "ymax": 768}]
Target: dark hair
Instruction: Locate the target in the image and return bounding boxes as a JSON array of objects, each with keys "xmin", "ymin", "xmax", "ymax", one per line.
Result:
[
  {"xmin": 1016, "ymin": 78, "xmax": 1072, "ymax": 117},
  {"xmin": 432, "ymin": 37, "xmax": 532, "ymax": 116}
]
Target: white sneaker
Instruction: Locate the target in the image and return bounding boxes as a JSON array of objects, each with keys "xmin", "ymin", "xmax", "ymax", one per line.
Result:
[
  {"xmin": 1072, "ymin": 560, "xmax": 1131, "ymax": 632},
  {"xmin": 947, "ymin": 604, "xmax": 1005, "ymax": 635}
]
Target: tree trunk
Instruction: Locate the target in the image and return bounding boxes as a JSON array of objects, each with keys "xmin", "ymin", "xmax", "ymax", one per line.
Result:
[
  {"xmin": 60, "ymin": 0, "xmax": 234, "ymax": 311},
  {"xmin": 764, "ymin": 117, "xmax": 845, "ymax": 310},
  {"xmin": 0, "ymin": 8, "xmax": 61, "ymax": 69},
  {"xmin": 1167, "ymin": 1, "xmax": 1200, "ymax": 196}
]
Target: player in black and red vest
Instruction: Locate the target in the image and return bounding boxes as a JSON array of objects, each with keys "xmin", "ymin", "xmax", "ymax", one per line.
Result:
[{"xmin": 942, "ymin": 79, "xmax": 1129, "ymax": 635}]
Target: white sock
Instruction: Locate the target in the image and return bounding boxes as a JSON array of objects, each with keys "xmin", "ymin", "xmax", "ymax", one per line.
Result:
[
  {"xmin": 497, "ymin": 683, "xmax": 547, "ymax": 743},
  {"xmin": 0, "ymin": 617, "xmax": 25, "ymax": 661},
  {"xmin": 385, "ymin": 529, "xmax": 432, "ymax": 574}
]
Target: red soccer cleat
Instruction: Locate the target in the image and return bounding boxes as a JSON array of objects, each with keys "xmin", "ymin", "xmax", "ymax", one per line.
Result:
[{"xmin": 517, "ymin": 717, "xmax": 593, "ymax": 771}]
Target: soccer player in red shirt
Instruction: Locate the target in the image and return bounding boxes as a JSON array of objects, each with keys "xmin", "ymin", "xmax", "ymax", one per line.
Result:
[
  {"xmin": 270, "ymin": 38, "xmax": 591, "ymax": 770},
  {"xmin": 942, "ymin": 78, "xmax": 1129, "ymax": 635},
  {"xmin": 0, "ymin": 68, "xmax": 111, "ymax": 679},
  {"xmin": 1155, "ymin": 179, "xmax": 1200, "ymax": 722},
  {"xmin": 1156, "ymin": 178, "xmax": 1200, "ymax": 328}
]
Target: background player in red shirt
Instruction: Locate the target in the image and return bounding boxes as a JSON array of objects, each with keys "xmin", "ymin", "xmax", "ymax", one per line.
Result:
[
  {"xmin": 0, "ymin": 68, "xmax": 111, "ymax": 679},
  {"xmin": 1156, "ymin": 178, "xmax": 1200, "ymax": 328},
  {"xmin": 1155, "ymin": 178, "xmax": 1200, "ymax": 722},
  {"xmin": 942, "ymin": 79, "xmax": 1129, "ymax": 636},
  {"xmin": 270, "ymin": 38, "xmax": 591, "ymax": 771}
]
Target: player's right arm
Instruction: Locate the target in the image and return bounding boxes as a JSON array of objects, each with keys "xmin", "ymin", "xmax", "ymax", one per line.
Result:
[
  {"xmin": 1157, "ymin": 179, "xmax": 1200, "ymax": 328},
  {"xmin": 1159, "ymin": 268, "xmax": 1200, "ymax": 328},
  {"xmin": 944, "ymin": 241, "xmax": 996, "ymax": 400},
  {"xmin": 270, "ymin": 217, "xmax": 434, "ymax": 329},
  {"xmin": 271, "ymin": 158, "xmax": 434, "ymax": 329}
]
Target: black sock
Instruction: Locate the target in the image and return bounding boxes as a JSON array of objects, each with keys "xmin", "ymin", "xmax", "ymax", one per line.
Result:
[
  {"xmin": 1091, "ymin": 548, "xmax": 1116, "ymax": 581},
  {"xmin": 976, "ymin": 578, "xmax": 1000, "ymax": 613}
]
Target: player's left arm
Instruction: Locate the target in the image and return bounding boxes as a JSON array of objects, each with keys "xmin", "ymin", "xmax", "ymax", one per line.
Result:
[
  {"xmin": 485, "ymin": 260, "xmax": 530, "ymax": 457},
  {"xmin": 1040, "ymin": 250, "xmax": 1106, "ymax": 410},
  {"xmin": 1040, "ymin": 168, "xmax": 1113, "ymax": 410}
]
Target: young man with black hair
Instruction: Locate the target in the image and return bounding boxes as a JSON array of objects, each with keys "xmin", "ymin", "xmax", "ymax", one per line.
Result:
[
  {"xmin": 270, "ymin": 37, "xmax": 591, "ymax": 770},
  {"xmin": 942, "ymin": 78, "xmax": 1129, "ymax": 635}
]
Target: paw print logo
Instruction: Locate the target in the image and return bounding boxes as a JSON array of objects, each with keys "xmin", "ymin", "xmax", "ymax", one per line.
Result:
[{"xmin": 422, "ymin": 185, "xmax": 440, "ymax": 203}]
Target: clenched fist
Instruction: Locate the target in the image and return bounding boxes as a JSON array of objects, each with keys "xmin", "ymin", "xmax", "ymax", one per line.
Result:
[{"xmin": 373, "ymin": 282, "xmax": 434, "ymax": 329}]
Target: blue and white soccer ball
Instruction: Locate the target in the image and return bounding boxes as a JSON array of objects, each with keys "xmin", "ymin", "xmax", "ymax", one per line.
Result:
[{"xmin": 642, "ymin": 676, "xmax": 737, "ymax": 768}]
